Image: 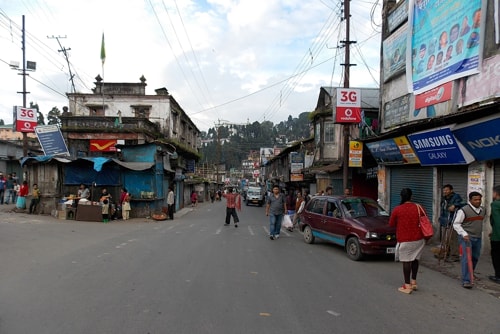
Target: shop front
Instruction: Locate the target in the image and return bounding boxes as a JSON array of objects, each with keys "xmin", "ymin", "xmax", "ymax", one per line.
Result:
[{"xmin": 452, "ymin": 115, "xmax": 500, "ymax": 190}]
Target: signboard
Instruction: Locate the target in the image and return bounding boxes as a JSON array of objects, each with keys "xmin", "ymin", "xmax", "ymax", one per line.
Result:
[
  {"xmin": 15, "ymin": 106, "xmax": 38, "ymax": 133},
  {"xmin": 457, "ymin": 55, "xmax": 500, "ymax": 107},
  {"xmin": 34, "ymin": 125, "xmax": 69, "ymax": 156},
  {"xmin": 291, "ymin": 163, "xmax": 303, "ymax": 174},
  {"xmin": 290, "ymin": 152, "xmax": 304, "ymax": 173},
  {"xmin": 408, "ymin": 127, "xmax": 474, "ymax": 166},
  {"xmin": 383, "ymin": 23, "xmax": 407, "ymax": 82},
  {"xmin": 388, "ymin": 0, "xmax": 408, "ymax": 32},
  {"xmin": 348, "ymin": 141, "xmax": 363, "ymax": 167},
  {"xmin": 335, "ymin": 88, "xmax": 361, "ymax": 123},
  {"xmin": 407, "ymin": 0, "xmax": 484, "ymax": 93},
  {"xmin": 290, "ymin": 174, "xmax": 304, "ymax": 182},
  {"xmin": 393, "ymin": 136, "xmax": 420, "ymax": 164},
  {"xmin": 383, "ymin": 94, "xmax": 410, "ymax": 129},
  {"xmin": 366, "ymin": 139, "xmax": 405, "ymax": 165},
  {"xmin": 90, "ymin": 139, "xmax": 117, "ymax": 152},
  {"xmin": 414, "ymin": 82, "xmax": 453, "ymax": 109},
  {"xmin": 452, "ymin": 115, "xmax": 500, "ymax": 161}
]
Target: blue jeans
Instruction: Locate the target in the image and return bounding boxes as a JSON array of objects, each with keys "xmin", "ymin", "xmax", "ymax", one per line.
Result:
[
  {"xmin": 269, "ymin": 213, "xmax": 284, "ymax": 236},
  {"xmin": 5, "ymin": 189, "xmax": 16, "ymax": 204},
  {"xmin": 458, "ymin": 235, "xmax": 482, "ymax": 284}
]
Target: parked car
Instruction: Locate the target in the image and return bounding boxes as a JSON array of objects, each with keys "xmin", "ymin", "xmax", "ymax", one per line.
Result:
[
  {"xmin": 298, "ymin": 195, "xmax": 396, "ymax": 261},
  {"xmin": 246, "ymin": 186, "xmax": 265, "ymax": 206}
]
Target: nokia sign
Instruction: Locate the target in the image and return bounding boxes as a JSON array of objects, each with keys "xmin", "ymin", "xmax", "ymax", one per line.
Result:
[{"xmin": 453, "ymin": 117, "xmax": 500, "ymax": 161}]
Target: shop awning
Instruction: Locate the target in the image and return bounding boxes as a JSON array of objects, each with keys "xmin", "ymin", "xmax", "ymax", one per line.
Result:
[
  {"xmin": 452, "ymin": 115, "xmax": 500, "ymax": 161},
  {"xmin": 21, "ymin": 155, "xmax": 72, "ymax": 167},
  {"xmin": 163, "ymin": 156, "xmax": 175, "ymax": 173},
  {"xmin": 111, "ymin": 159, "xmax": 155, "ymax": 171},
  {"xmin": 21, "ymin": 155, "xmax": 155, "ymax": 171},
  {"xmin": 305, "ymin": 162, "xmax": 342, "ymax": 174},
  {"xmin": 407, "ymin": 127, "xmax": 474, "ymax": 166}
]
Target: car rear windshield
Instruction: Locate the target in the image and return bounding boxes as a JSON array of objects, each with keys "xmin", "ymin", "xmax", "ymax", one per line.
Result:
[{"xmin": 341, "ymin": 199, "xmax": 389, "ymax": 218}]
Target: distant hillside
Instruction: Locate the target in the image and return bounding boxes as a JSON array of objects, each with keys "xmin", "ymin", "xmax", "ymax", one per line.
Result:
[{"xmin": 199, "ymin": 112, "xmax": 312, "ymax": 168}]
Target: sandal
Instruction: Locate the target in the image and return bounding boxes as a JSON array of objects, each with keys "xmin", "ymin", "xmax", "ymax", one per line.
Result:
[
  {"xmin": 398, "ymin": 284, "xmax": 413, "ymax": 294},
  {"xmin": 411, "ymin": 280, "xmax": 418, "ymax": 291}
]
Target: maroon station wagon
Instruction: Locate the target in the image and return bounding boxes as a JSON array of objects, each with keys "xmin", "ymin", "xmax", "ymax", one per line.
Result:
[{"xmin": 299, "ymin": 195, "xmax": 397, "ymax": 261}]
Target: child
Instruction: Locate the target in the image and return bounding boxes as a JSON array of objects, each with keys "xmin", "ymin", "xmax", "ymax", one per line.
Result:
[
  {"xmin": 102, "ymin": 199, "xmax": 110, "ymax": 223},
  {"xmin": 191, "ymin": 190, "xmax": 198, "ymax": 207},
  {"xmin": 122, "ymin": 192, "xmax": 131, "ymax": 220}
]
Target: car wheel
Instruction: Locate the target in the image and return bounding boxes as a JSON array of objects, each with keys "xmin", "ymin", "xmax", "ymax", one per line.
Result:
[
  {"xmin": 303, "ymin": 225, "xmax": 315, "ymax": 244},
  {"xmin": 346, "ymin": 237, "xmax": 363, "ymax": 261}
]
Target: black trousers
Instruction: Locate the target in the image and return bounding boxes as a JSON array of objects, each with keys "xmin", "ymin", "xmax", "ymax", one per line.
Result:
[
  {"xmin": 168, "ymin": 204, "xmax": 174, "ymax": 219},
  {"xmin": 491, "ymin": 240, "xmax": 500, "ymax": 277},
  {"xmin": 29, "ymin": 198, "xmax": 40, "ymax": 213},
  {"xmin": 225, "ymin": 207, "xmax": 239, "ymax": 224}
]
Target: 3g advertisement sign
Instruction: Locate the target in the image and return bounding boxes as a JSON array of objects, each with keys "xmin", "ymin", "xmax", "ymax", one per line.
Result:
[
  {"xmin": 335, "ymin": 88, "xmax": 361, "ymax": 123},
  {"xmin": 14, "ymin": 106, "xmax": 38, "ymax": 132}
]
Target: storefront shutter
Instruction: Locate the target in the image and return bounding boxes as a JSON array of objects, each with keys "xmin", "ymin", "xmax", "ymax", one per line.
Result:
[
  {"xmin": 390, "ymin": 166, "xmax": 434, "ymax": 217},
  {"xmin": 440, "ymin": 166, "xmax": 468, "ymax": 202},
  {"xmin": 495, "ymin": 160, "xmax": 500, "ymax": 186}
]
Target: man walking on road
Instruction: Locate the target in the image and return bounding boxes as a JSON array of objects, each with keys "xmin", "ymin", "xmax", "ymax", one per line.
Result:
[
  {"xmin": 167, "ymin": 186, "xmax": 175, "ymax": 220},
  {"xmin": 223, "ymin": 187, "xmax": 240, "ymax": 228},
  {"xmin": 266, "ymin": 185, "xmax": 287, "ymax": 240},
  {"xmin": 489, "ymin": 185, "xmax": 500, "ymax": 283}
]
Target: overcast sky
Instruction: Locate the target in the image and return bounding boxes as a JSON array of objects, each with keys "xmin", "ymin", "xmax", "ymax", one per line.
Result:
[{"xmin": 0, "ymin": 0, "xmax": 381, "ymax": 132}]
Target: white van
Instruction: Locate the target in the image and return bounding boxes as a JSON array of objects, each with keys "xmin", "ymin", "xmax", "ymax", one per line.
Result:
[{"xmin": 246, "ymin": 186, "xmax": 265, "ymax": 206}]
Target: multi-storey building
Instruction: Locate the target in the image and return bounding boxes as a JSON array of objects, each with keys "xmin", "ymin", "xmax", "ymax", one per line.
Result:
[
  {"xmin": 365, "ymin": 0, "xmax": 499, "ymax": 244},
  {"xmin": 23, "ymin": 75, "xmax": 201, "ymax": 218}
]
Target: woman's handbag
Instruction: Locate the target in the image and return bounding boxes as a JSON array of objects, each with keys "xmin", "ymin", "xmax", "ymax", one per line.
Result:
[{"xmin": 416, "ymin": 204, "xmax": 434, "ymax": 239}]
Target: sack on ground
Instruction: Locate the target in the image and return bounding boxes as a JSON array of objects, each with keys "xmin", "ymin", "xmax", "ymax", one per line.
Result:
[{"xmin": 282, "ymin": 214, "xmax": 293, "ymax": 228}]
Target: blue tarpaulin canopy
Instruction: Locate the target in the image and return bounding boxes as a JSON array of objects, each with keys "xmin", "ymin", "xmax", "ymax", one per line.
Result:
[{"xmin": 21, "ymin": 156, "xmax": 155, "ymax": 186}]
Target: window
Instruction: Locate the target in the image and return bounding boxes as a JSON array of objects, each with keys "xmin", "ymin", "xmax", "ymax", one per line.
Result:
[
  {"xmin": 309, "ymin": 199, "xmax": 325, "ymax": 214},
  {"xmin": 326, "ymin": 201, "xmax": 341, "ymax": 217},
  {"xmin": 131, "ymin": 105, "xmax": 151, "ymax": 118},
  {"xmin": 315, "ymin": 123, "xmax": 321, "ymax": 144},
  {"xmin": 324, "ymin": 122, "xmax": 335, "ymax": 143}
]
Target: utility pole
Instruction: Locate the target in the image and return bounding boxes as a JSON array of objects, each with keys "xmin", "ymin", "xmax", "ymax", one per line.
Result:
[
  {"xmin": 340, "ymin": 0, "xmax": 356, "ymax": 192},
  {"xmin": 215, "ymin": 123, "xmax": 221, "ymax": 187},
  {"xmin": 48, "ymin": 35, "xmax": 76, "ymax": 93},
  {"xmin": 18, "ymin": 15, "xmax": 29, "ymax": 157}
]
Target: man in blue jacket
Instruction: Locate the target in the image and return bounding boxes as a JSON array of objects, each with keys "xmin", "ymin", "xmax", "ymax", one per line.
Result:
[{"xmin": 438, "ymin": 184, "xmax": 464, "ymax": 261}]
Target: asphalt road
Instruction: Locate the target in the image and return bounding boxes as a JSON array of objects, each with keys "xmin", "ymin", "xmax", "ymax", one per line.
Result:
[{"xmin": 0, "ymin": 202, "xmax": 499, "ymax": 334}]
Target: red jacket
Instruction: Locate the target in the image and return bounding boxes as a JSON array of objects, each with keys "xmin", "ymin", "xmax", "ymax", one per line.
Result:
[
  {"xmin": 389, "ymin": 202, "xmax": 424, "ymax": 242},
  {"xmin": 19, "ymin": 184, "xmax": 29, "ymax": 197}
]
